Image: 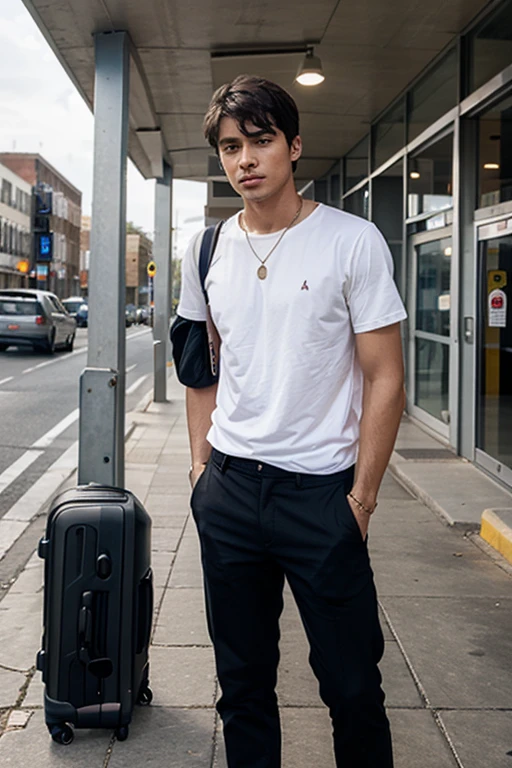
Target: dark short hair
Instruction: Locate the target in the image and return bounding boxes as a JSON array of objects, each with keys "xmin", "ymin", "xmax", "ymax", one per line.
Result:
[{"xmin": 203, "ymin": 75, "xmax": 300, "ymax": 172}]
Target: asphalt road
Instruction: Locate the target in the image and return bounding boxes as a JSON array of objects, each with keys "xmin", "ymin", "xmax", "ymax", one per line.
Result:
[{"xmin": 0, "ymin": 325, "xmax": 155, "ymax": 522}]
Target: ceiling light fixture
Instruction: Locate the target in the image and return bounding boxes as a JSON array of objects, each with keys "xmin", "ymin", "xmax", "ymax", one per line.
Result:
[
  {"xmin": 483, "ymin": 162, "xmax": 500, "ymax": 170},
  {"xmin": 295, "ymin": 47, "xmax": 325, "ymax": 86},
  {"xmin": 409, "ymin": 158, "xmax": 420, "ymax": 180}
]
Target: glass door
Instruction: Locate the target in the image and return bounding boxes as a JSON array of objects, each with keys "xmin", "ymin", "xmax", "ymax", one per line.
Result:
[
  {"xmin": 408, "ymin": 228, "xmax": 453, "ymax": 438},
  {"xmin": 476, "ymin": 219, "xmax": 512, "ymax": 486}
]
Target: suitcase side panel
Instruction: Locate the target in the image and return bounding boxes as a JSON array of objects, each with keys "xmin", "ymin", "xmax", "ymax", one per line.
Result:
[{"xmin": 39, "ymin": 489, "xmax": 152, "ymax": 730}]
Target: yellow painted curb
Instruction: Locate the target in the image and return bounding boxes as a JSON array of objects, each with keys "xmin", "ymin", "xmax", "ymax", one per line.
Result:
[{"xmin": 480, "ymin": 509, "xmax": 512, "ymax": 565}]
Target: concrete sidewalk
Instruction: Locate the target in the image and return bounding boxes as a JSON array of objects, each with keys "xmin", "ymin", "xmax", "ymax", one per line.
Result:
[{"xmin": 0, "ymin": 374, "xmax": 511, "ymax": 767}]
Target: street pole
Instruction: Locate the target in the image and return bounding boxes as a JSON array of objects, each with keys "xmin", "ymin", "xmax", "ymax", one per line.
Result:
[
  {"xmin": 78, "ymin": 31, "xmax": 130, "ymax": 487},
  {"xmin": 152, "ymin": 161, "xmax": 173, "ymax": 402}
]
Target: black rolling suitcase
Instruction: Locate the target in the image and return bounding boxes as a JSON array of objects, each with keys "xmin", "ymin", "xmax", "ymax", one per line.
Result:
[{"xmin": 36, "ymin": 484, "xmax": 153, "ymax": 745}]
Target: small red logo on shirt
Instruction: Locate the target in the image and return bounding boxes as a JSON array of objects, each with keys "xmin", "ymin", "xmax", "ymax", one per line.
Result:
[{"xmin": 301, "ymin": 280, "xmax": 309, "ymax": 291}]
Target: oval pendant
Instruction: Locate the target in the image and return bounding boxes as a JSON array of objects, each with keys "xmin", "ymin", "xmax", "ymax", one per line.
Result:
[{"xmin": 257, "ymin": 265, "xmax": 267, "ymax": 280}]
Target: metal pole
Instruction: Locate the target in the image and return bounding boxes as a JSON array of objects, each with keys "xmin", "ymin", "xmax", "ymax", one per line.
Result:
[
  {"xmin": 153, "ymin": 161, "xmax": 173, "ymax": 402},
  {"xmin": 78, "ymin": 31, "xmax": 130, "ymax": 487}
]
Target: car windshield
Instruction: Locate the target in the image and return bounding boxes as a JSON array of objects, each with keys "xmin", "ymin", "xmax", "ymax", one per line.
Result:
[
  {"xmin": 62, "ymin": 301, "xmax": 84, "ymax": 314},
  {"xmin": 0, "ymin": 299, "xmax": 43, "ymax": 316}
]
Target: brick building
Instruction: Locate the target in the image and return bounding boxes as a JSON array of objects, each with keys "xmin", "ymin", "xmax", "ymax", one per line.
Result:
[
  {"xmin": 80, "ymin": 216, "xmax": 152, "ymax": 306},
  {"xmin": 0, "ymin": 153, "xmax": 82, "ymax": 297},
  {"xmin": 0, "ymin": 161, "xmax": 32, "ymax": 289},
  {"xmin": 126, "ymin": 232, "xmax": 152, "ymax": 306}
]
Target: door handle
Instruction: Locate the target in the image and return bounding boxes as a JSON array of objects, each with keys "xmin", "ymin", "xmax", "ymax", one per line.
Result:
[{"xmin": 464, "ymin": 316, "xmax": 474, "ymax": 344}]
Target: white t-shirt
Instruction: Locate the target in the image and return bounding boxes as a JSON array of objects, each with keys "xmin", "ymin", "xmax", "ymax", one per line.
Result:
[{"xmin": 177, "ymin": 203, "xmax": 407, "ymax": 474}]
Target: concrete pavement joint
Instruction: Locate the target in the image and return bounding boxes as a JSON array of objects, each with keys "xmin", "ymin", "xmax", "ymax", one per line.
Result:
[
  {"xmin": 0, "ymin": 666, "xmax": 38, "ymax": 738},
  {"xmin": 152, "ymin": 643, "xmax": 212, "ymax": 648},
  {"xmin": 210, "ymin": 679, "xmax": 220, "ymax": 768},
  {"xmin": 378, "ymin": 601, "xmax": 465, "ymax": 768},
  {"xmin": 102, "ymin": 732, "xmax": 117, "ymax": 768},
  {"xmin": 465, "ymin": 531, "xmax": 512, "ymax": 576},
  {"xmin": 15, "ymin": 666, "xmax": 36, "ymax": 708},
  {"xmin": 150, "ymin": 514, "xmax": 190, "ymax": 645},
  {"xmin": 0, "ymin": 662, "xmax": 30, "ymax": 674}
]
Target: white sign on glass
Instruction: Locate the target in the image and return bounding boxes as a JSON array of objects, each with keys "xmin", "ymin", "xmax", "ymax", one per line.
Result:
[{"xmin": 488, "ymin": 289, "xmax": 507, "ymax": 328}]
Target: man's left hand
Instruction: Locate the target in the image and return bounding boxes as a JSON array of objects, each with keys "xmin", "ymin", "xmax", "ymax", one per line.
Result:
[{"xmin": 346, "ymin": 495, "xmax": 371, "ymax": 541}]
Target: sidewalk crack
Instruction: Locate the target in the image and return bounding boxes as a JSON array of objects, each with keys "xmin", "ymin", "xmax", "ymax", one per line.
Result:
[
  {"xmin": 0, "ymin": 662, "xmax": 30, "ymax": 675},
  {"xmin": 379, "ymin": 600, "xmax": 466, "ymax": 768}
]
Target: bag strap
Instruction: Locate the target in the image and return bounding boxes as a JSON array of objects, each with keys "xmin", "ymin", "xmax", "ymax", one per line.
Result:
[{"xmin": 199, "ymin": 220, "xmax": 224, "ymax": 305}]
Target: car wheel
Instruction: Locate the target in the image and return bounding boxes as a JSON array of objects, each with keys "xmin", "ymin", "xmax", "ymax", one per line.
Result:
[
  {"xmin": 0, "ymin": 343, "xmax": 8, "ymax": 352},
  {"xmin": 44, "ymin": 330, "xmax": 56, "ymax": 355},
  {"xmin": 64, "ymin": 333, "xmax": 75, "ymax": 352}
]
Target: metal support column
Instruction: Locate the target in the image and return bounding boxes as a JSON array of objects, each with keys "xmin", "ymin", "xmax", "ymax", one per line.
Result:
[
  {"xmin": 153, "ymin": 161, "xmax": 173, "ymax": 402},
  {"xmin": 458, "ymin": 117, "xmax": 479, "ymax": 461},
  {"xmin": 78, "ymin": 31, "xmax": 130, "ymax": 487}
]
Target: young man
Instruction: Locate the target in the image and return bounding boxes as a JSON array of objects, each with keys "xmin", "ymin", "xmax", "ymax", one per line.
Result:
[{"xmin": 177, "ymin": 75, "xmax": 406, "ymax": 768}]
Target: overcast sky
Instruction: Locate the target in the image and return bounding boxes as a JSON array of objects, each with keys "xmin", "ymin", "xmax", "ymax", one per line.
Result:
[{"xmin": 0, "ymin": 0, "xmax": 207, "ymax": 258}]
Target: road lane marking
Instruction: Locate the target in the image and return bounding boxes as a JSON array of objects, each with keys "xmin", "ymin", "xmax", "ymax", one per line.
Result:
[
  {"xmin": 31, "ymin": 408, "xmax": 80, "ymax": 449},
  {"xmin": 0, "ymin": 410, "xmax": 141, "ymax": 559},
  {"xmin": 22, "ymin": 346, "xmax": 87, "ymax": 374},
  {"xmin": 0, "ymin": 376, "xmax": 14, "ymax": 385},
  {"xmin": 0, "ymin": 450, "xmax": 44, "ymax": 495},
  {"xmin": 0, "ymin": 520, "xmax": 27, "ymax": 561},
  {"xmin": 0, "ymin": 408, "xmax": 79, "ymax": 501},
  {"xmin": 3, "ymin": 441, "xmax": 79, "ymax": 524},
  {"xmin": 126, "ymin": 363, "xmax": 137, "ymax": 373},
  {"xmin": 126, "ymin": 374, "xmax": 148, "ymax": 395},
  {"xmin": 21, "ymin": 328, "xmax": 151, "ymax": 375}
]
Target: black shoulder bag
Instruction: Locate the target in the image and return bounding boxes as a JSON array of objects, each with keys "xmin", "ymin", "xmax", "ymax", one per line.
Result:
[{"xmin": 170, "ymin": 220, "xmax": 224, "ymax": 388}]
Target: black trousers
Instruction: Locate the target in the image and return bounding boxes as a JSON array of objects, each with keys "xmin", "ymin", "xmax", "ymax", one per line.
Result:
[{"xmin": 190, "ymin": 449, "xmax": 393, "ymax": 768}]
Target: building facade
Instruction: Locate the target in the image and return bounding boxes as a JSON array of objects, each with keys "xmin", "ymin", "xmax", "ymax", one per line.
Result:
[
  {"xmin": 80, "ymin": 216, "xmax": 152, "ymax": 306},
  {"xmin": 0, "ymin": 153, "xmax": 82, "ymax": 298},
  {"xmin": 0, "ymin": 161, "xmax": 32, "ymax": 288},
  {"xmin": 126, "ymin": 232, "xmax": 152, "ymax": 306},
  {"xmin": 308, "ymin": 0, "xmax": 512, "ymax": 491}
]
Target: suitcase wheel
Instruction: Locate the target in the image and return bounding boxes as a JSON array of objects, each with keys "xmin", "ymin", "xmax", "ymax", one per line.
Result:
[
  {"xmin": 50, "ymin": 724, "xmax": 74, "ymax": 745},
  {"xmin": 137, "ymin": 685, "xmax": 153, "ymax": 706},
  {"xmin": 115, "ymin": 725, "xmax": 129, "ymax": 742}
]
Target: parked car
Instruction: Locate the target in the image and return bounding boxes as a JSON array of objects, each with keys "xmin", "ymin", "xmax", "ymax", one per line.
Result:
[
  {"xmin": 62, "ymin": 297, "xmax": 88, "ymax": 328},
  {"xmin": 125, "ymin": 305, "xmax": 137, "ymax": 327},
  {"xmin": 0, "ymin": 289, "xmax": 76, "ymax": 354},
  {"xmin": 136, "ymin": 305, "xmax": 150, "ymax": 325},
  {"xmin": 75, "ymin": 303, "xmax": 88, "ymax": 328}
]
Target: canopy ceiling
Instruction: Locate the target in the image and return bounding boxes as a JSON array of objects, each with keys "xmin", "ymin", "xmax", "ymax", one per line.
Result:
[{"xmin": 23, "ymin": 0, "xmax": 490, "ymax": 186}]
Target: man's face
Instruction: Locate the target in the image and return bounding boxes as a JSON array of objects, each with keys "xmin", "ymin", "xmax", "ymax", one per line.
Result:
[{"xmin": 217, "ymin": 116, "xmax": 302, "ymax": 202}]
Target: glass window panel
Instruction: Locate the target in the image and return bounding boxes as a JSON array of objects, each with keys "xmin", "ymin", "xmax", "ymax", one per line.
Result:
[
  {"xmin": 415, "ymin": 338, "xmax": 449, "ymax": 421},
  {"xmin": 330, "ymin": 173, "xmax": 341, "ymax": 208},
  {"xmin": 477, "ymin": 235, "xmax": 512, "ymax": 471},
  {"xmin": 478, "ymin": 92, "xmax": 512, "ymax": 209},
  {"xmin": 408, "ymin": 49, "xmax": 458, "ymax": 142},
  {"xmin": 344, "ymin": 136, "xmax": 369, "ymax": 191},
  {"xmin": 372, "ymin": 160, "xmax": 404, "ymax": 296},
  {"xmin": 468, "ymin": 0, "xmax": 512, "ymax": 94},
  {"xmin": 343, "ymin": 185, "xmax": 369, "ymax": 219},
  {"xmin": 314, "ymin": 179, "xmax": 328, "ymax": 204},
  {"xmin": 408, "ymin": 133, "xmax": 453, "ymax": 217},
  {"xmin": 372, "ymin": 98, "xmax": 405, "ymax": 170},
  {"xmin": 416, "ymin": 238, "xmax": 452, "ymax": 337}
]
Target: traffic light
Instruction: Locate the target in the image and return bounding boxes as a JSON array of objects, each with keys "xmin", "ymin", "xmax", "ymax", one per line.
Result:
[
  {"xmin": 147, "ymin": 261, "xmax": 157, "ymax": 277},
  {"xmin": 34, "ymin": 184, "xmax": 52, "ymax": 233},
  {"xmin": 33, "ymin": 184, "xmax": 53, "ymax": 286},
  {"xmin": 37, "ymin": 233, "xmax": 53, "ymax": 262}
]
